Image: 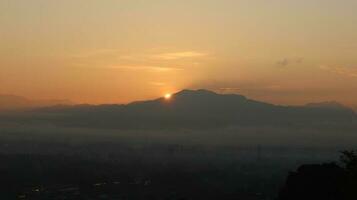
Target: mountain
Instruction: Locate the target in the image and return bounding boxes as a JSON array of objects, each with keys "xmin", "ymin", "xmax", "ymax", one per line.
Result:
[
  {"xmin": 31, "ymin": 89, "xmax": 357, "ymax": 130},
  {"xmin": 0, "ymin": 94, "xmax": 73, "ymax": 111},
  {"xmin": 0, "ymin": 95, "xmax": 32, "ymax": 110},
  {"xmin": 305, "ymin": 101, "xmax": 352, "ymax": 111}
]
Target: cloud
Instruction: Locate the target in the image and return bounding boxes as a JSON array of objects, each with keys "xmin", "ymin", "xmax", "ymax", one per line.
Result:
[
  {"xmin": 71, "ymin": 49, "xmax": 119, "ymax": 59},
  {"xmin": 276, "ymin": 57, "xmax": 303, "ymax": 67},
  {"xmin": 107, "ymin": 65, "xmax": 183, "ymax": 72},
  {"xmin": 276, "ymin": 58, "xmax": 289, "ymax": 67},
  {"xmin": 189, "ymin": 80, "xmax": 288, "ymax": 97},
  {"xmin": 73, "ymin": 50, "xmax": 207, "ymax": 61},
  {"xmin": 152, "ymin": 51, "xmax": 207, "ymax": 60},
  {"xmin": 320, "ymin": 65, "xmax": 357, "ymax": 78},
  {"xmin": 70, "ymin": 49, "xmax": 208, "ymax": 70}
]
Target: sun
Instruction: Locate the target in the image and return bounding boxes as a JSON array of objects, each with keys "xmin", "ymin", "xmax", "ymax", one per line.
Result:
[{"xmin": 164, "ymin": 93, "xmax": 172, "ymax": 100}]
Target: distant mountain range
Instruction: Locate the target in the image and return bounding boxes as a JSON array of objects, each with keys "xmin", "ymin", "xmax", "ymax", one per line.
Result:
[
  {"xmin": 27, "ymin": 89, "xmax": 356, "ymax": 130},
  {"xmin": 0, "ymin": 94, "xmax": 73, "ymax": 111}
]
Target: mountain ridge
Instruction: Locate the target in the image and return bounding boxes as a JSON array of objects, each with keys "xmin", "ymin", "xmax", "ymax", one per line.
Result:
[
  {"xmin": 0, "ymin": 94, "xmax": 74, "ymax": 111},
  {"xmin": 22, "ymin": 89, "xmax": 356, "ymax": 130}
]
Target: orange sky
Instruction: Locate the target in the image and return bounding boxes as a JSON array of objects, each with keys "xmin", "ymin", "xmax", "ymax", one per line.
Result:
[{"xmin": 1, "ymin": 0, "xmax": 357, "ymax": 108}]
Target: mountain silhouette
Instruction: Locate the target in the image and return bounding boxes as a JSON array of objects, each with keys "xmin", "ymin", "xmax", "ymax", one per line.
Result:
[
  {"xmin": 305, "ymin": 101, "xmax": 352, "ymax": 111},
  {"xmin": 0, "ymin": 94, "xmax": 73, "ymax": 111},
  {"xmin": 0, "ymin": 95, "xmax": 32, "ymax": 111},
  {"xmin": 32, "ymin": 89, "xmax": 357, "ymax": 130}
]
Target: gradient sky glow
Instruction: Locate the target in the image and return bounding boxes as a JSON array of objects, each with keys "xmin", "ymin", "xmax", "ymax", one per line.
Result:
[{"xmin": 1, "ymin": 0, "xmax": 357, "ymax": 107}]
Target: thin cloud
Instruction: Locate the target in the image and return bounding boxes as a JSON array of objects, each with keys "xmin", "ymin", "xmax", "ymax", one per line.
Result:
[
  {"xmin": 219, "ymin": 85, "xmax": 283, "ymax": 93},
  {"xmin": 71, "ymin": 49, "xmax": 119, "ymax": 59},
  {"xmin": 107, "ymin": 65, "xmax": 183, "ymax": 72},
  {"xmin": 320, "ymin": 65, "xmax": 357, "ymax": 78},
  {"xmin": 152, "ymin": 51, "xmax": 207, "ymax": 60}
]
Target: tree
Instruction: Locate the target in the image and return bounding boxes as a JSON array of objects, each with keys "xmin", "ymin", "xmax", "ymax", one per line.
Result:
[
  {"xmin": 340, "ymin": 150, "xmax": 357, "ymax": 172},
  {"xmin": 278, "ymin": 150, "xmax": 357, "ymax": 200}
]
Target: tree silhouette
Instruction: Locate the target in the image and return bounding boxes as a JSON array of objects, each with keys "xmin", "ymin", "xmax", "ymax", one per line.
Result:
[
  {"xmin": 278, "ymin": 150, "xmax": 357, "ymax": 200},
  {"xmin": 340, "ymin": 150, "xmax": 357, "ymax": 172}
]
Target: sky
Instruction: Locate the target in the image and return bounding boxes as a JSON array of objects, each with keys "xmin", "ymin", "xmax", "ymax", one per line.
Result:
[{"xmin": 1, "ymin": 0, "xmax": 357, "ymax": 107}]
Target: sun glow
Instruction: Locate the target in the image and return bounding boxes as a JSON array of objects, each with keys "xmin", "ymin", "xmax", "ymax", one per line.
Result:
[{"xmin": 164, "ymin": 93, "xmax": 172, "ymax": 100}]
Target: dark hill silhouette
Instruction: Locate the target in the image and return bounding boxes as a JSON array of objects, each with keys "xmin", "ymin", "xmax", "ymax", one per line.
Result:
[
  {"xmin": 278, "ymin": 150, "xmax": 357, "ymax": 200},
  {"xmin": 279, "ymin": 163, "xmax": 345, "ymax": 200},
  {"xmin": 31, "ymin": 89, "xmax": 357, "ymax": 130}
]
